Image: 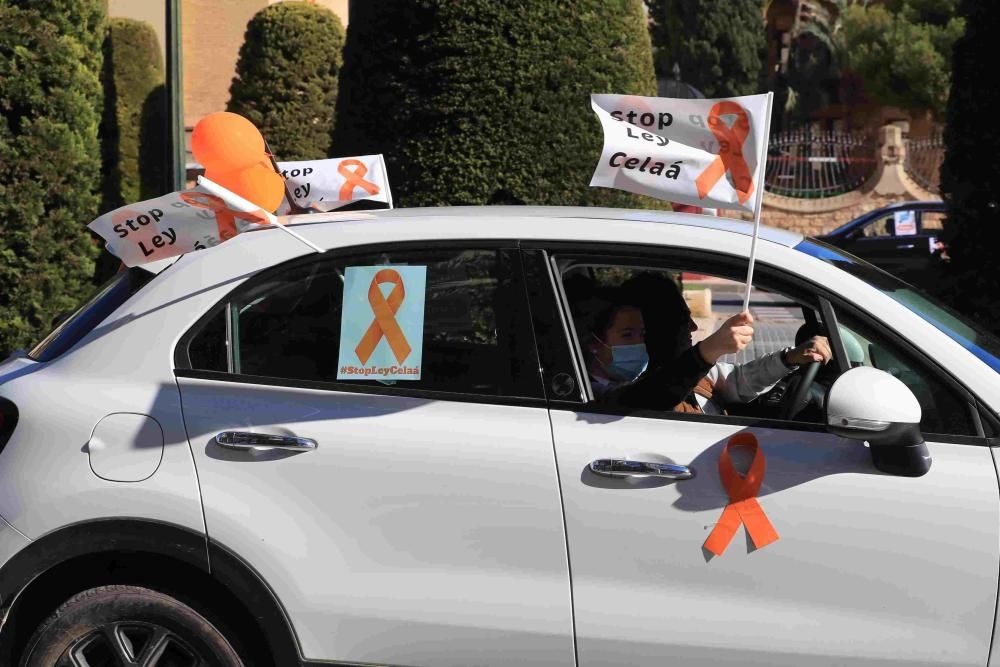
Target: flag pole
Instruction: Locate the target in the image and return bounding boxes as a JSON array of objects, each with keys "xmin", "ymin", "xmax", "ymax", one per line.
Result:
[
  {"xmin": 197, "ymin": 175, "xmax": 325, "ymax": 253},
  {"xmin": 264, "ymin": 139, "xmax": 309, "ymax": 215},
  {"xmin": 741, "ymin": 91, "xmax": 774, "ymax": 314}
]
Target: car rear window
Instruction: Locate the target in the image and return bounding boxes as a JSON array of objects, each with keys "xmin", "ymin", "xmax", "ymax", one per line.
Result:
[{"xmin": 28, "ymin": 268, "xmax": 154, "ymax": 362}]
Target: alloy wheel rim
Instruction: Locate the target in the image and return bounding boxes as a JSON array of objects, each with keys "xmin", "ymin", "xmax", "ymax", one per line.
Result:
[{"xmin": 55, "ymin": 621, "xmax": 208, "ymax": 667}]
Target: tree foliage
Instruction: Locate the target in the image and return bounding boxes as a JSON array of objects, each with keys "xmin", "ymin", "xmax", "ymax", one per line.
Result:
[
  {"xmin": 228, "ymin": 2, "xmax": 345, "ymax": 161},
  {"xmin": 0, "ymin": 6, "xmax": 102, "ymax": 355},
  {"xmin": 4, "ymin": 0, "xmax": 106, "ymax": 101},
  {"xmin": 840, "ymin": 0, "xmax": 963, "ymax": 115},
  {"xmin": 101, "ymin": 17, "xmax": 167, "ymax": 211},
  {"xmin": 332, "ymin": 0, "xmax": 658, "ymax": 208},
  {"xmin": 936, "ymin": 0, "xmax": 1000, "ymax": 332},
  {"xmin": 646, "ymin": 0, "xmax": 765, "ymax": 98}
]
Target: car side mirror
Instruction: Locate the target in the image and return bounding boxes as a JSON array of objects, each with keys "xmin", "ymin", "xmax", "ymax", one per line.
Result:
[{"xmin": 826, "ymin": 367, "xmax": 931, "ymax": 477}]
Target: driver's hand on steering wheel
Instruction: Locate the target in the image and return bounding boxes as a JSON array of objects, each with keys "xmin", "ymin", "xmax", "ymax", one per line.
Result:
[{"xmin": 784, "ymin": 336, "xmax": 832, "ymax": 366}]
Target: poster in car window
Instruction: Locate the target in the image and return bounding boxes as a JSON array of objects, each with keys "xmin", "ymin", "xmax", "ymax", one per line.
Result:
[
  {"xmin": 893, "ymin": 210, "xmax": 917, "ymax": 236},
  {"xmin": 338, "ymin": 266, "xmax": 426, "ymax": 381}
]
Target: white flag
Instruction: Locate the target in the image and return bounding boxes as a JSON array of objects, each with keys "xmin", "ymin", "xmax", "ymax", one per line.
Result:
[
  {"xmin": 277, "ymin": 154, "xmax": 392, "ymax": 214},
  {"xmin": 88, "ymin": 187, "xmax": 270, "ymax": 267},
  {"xmin": 590, "ymin": 93, "xmax": 770, "ymax": 212}
]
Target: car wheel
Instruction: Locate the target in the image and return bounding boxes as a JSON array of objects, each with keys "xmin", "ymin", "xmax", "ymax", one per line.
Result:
[{"xmin": 20, "ymin": 585, "xmax": 243, "ymax": 667}]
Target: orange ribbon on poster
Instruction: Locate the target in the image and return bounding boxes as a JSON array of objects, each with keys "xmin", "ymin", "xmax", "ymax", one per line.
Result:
[
  {"xmin": 703, "ymin": 433, "xmax": 779, "ymax": 556},
  {"xmin": 179, "ymin": 191, "xmax": 271, "ymax": 242},
  {"xmin": 355, "ymin": 269, "xmax": 412, "ymax": 365},
  {"xmin": 338, "ymin": 159, "xmax": 381, "ymax": 201},
  {"xmin": 694, "ymin": 101, "xmax": 755, "ymax": 205}
]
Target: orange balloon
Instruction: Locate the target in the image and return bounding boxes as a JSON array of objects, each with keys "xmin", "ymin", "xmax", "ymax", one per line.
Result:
[
  {"xmin": 206, "ymin": 163, "xmax": 286, "ymax": 213},
  {"xmin": 192, "ymin": 112, "xmax": 267, "ymax": 173}
]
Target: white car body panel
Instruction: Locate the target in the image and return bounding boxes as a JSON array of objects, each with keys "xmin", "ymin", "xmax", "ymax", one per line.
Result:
[
  {"xmin": 88, "ymin": 412, "xmax": 164, "ymax": 482},
  {"xmin": 550, "ymin": 413, "xmax": 998, "ymax": 666},
  {"xmin": 0, "ymin": 370, "xmax": 203, "ymax": 539},
  {"xmin": 175, "ymin": 377, "xmax": 574, "ymax": 665}
]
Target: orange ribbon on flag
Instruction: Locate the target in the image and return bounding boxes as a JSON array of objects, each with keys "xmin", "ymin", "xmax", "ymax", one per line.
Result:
[
  {"xmin": 694, "ymin": 101, "xmax": 755, "ymax": 205},
  {"xmin": 703, "ymin": 433, "xmax": 779, "ymax": 556},
  {"xmin": 355, "ymin": 269, "xmax": 412, "ymax": 365},
  {"xmin": 179, "ymin": 191, "xmax": 271, "ymax": 242},
  {"xmin": 338, "ymin": 159, "xmax": 381, "ymax": 201}
]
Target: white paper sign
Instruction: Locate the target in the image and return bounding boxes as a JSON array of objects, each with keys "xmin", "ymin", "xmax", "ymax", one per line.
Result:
[
  {"xmin": 88, "ymin": 187, "xmax": 271, "ymax": 267},
  {"xmin": 893, "ymin": 210, "xmax": 917, "ymax": 236},
  {"xmin": 277, "ymin": 155, "xmax": 392, "ymax": 214},
  {"xmin": 590, "ymin": 93, "xmax": 770, "ymax": 212}
]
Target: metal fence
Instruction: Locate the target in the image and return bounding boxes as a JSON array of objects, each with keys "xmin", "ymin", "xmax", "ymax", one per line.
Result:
[
  {"xmin": 903, "ymin": 132, "xmax": 944, "ymax": 194},
  {"xmin": 764, "ymin": 129, "xmax": 878, "ymax": 198}
]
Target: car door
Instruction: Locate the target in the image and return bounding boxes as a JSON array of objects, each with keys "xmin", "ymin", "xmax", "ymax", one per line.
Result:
[
  {"xmin": 841, "ymin": 209, "xmax": 933, "ymax": 279},
  {"xmin": 525, "ymin": 246, "xmax": 998, "ymax": 667},
  {"xmin": 174, "ymin": 245, "xmax": 573, "ymax": 666}
]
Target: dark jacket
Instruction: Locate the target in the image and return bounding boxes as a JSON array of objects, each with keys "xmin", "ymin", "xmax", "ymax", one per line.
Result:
[{"xmin": 598, "ymin": 343, "xmax": 713, "ymax": 410}]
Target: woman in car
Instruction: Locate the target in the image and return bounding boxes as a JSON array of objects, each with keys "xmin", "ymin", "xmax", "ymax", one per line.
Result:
[{"xmin": 581, "ymin": 275, "xmax": 831, "ymax": 414}]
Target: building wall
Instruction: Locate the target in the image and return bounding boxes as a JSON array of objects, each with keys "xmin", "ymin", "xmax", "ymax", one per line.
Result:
[
  {"xmin": 183, "ymin": 0, "xmax": 349, "ymax": 129},
  {"xmin": 108, "ymin": 1, "xmax": 167, "ymax": 62}
]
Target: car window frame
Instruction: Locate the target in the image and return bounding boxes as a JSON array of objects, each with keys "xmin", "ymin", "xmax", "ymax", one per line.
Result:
[
  {"xmin": 174, "ymin": 239, "xmax": 549, "ymax": 409},
  {"xmin": 522, "ymin": 240, "xmax": 987, "ymax": 444}
]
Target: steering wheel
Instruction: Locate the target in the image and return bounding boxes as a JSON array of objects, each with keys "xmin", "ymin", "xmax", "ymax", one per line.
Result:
[{"xmin": 777, "ymin": 361, "xmax": 821, "ymax": 421}]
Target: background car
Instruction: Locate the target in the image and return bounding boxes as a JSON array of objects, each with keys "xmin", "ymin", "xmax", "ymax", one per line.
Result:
[
  {"xmin": 816, "ymin": 200, "xmax": 946, "ymax": 286},
  {"xmin": 0, "ymin": 207, "xmax": 999, "ymax": 666}
]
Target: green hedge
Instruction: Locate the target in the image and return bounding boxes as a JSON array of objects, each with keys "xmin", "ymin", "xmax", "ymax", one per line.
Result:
[
  {"xmin": 5, "ymin": 0, "xmax": 106, "ymax": 102},
  {"xmin": 646, "ymin": 0, "xmax": 765, "ymax": 98},
  {"xmin": 228, "ymin": 2, "xmax": 345, "ymax": 161},
  {"xmin": 0, "ymin": 6, "xmax": 102, "ymax": 355},
  {"xmin": 936, "ymin": 0, "xmax": 1000, "ymax": 333},
  {"xmin": 330, "ymin": 0, "xmax": 661, "ymax": 208},
  {"xmin": 101, "ymin": 17, "xmax": 166, "ymax": 210}
]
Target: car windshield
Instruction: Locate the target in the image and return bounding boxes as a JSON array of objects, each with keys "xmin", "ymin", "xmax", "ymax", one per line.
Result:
[
  {"xmin": 28, "ymin": 267, "xmax": 154, "ymax": 362},
  {"xmin": 796, "ymin": 239, "xmax": 1000, "ymax": 373}
]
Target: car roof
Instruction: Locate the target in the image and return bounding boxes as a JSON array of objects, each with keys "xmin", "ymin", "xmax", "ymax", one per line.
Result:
[{"xmin": 275, "ymin": 205, "xmax": 805, "ymax": 247}]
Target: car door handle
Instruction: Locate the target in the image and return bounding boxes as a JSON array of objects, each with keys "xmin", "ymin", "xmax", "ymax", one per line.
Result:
[
  {"xmin": 895, "ymin": 243, "xmax": 916, "ymax": 249},
  {"xmin": 589, "ymin": 458, "xmax": 693, "ymax": 480},
  {"xmin": 215, "ymin": 431, "xmax": 318, "ymax": 452}
]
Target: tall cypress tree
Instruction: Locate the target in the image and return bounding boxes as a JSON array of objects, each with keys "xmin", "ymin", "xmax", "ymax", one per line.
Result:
[
  {"xmin": 101, "ymin": 18, "xmax": 166, "ymax": 210},
  {"xmin": 228, "ymin": 2, "xmax": 345, "ymax": 161},
  {"xmin": 936, "ymin": 0, "xmax": 1000, "ymax": 330},
  {"xmin": 331, "ymin": 0, "xmax": 659, "ymax": 208},
  {"xmin": 646, "ymin": 0, "xmax": 765, "ymax": 98},
  {"xmin": 0, "ymin": 6, "xmax": 102, "ymax": 355}
]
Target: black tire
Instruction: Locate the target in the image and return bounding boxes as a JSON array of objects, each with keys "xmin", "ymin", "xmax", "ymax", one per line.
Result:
[{"xmin": 21, "ymin": 584, "xmax": 244, "ymax": 667}]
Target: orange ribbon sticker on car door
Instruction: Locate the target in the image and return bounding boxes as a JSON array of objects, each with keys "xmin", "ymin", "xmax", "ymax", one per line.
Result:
[
  {"xmin": 355, "ymin": 269, "xmax": 412, "ymax": 365},
  {"xmin": 694, "ymin": 101, "xmax": 755, "ymax": 205},
  {"xmin": 703, "ymin": 433, "xmax": 779, "ymax": 556},
  {"xmin": 338, "ymin": 159, "xmax": 381, "ymax": 201}
]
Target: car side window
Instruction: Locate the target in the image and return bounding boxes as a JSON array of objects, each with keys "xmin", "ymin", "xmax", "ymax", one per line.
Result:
[
  {"xmin": 183, "ymin": 247, "xmax": 542, "ymax": 399},
  {"xmin": 832, "ymin": 313, "xmax": 977, "ymax": 436},
  {"xmin": 920, "ymin": 211, "xmax": 945, "ymax": 232},
  {"xmin": 556, "ymin": 258, "xmax": 823, "ymax": 423},
  {"xmin": 863, "ymin": 214, "xmax": 895, "ymax": 238}
]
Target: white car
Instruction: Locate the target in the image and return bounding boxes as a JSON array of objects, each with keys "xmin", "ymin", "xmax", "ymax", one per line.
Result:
[{"xmin": 0, "ymin": 206, "xmax": 998, "ymax": 667}]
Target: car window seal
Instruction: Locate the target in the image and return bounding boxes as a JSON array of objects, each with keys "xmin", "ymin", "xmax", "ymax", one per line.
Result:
[{"xmin": 546, "ymin": 253, "xmax": 591, "ymax": 403}]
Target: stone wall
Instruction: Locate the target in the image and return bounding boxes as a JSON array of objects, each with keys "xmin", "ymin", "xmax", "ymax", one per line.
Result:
[{"xmin": 755, "ymin": 125, "xmax": 938, "ymax": 236}]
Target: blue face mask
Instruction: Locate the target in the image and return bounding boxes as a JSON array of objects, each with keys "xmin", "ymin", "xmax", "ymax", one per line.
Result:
[{"xmin": 595, "ymin": 337, "xmax": 649, "ymax": 382}]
